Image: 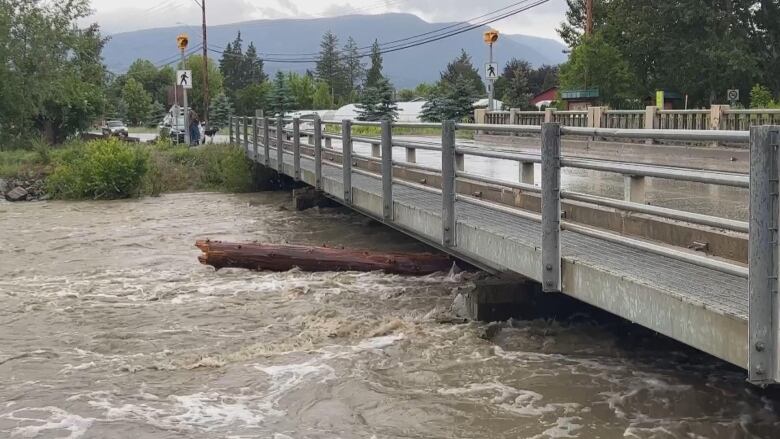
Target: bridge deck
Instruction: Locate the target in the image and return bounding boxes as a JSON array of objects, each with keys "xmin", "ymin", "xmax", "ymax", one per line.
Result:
[{"xmin": 256, "ymin": 147, "xmax": 748, "ymax": 368}]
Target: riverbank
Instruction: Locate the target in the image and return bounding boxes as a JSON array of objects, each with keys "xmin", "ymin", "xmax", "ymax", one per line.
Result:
[{"xmin": 0, "ymin": 139, "xmax": 253, "ymax": 201}]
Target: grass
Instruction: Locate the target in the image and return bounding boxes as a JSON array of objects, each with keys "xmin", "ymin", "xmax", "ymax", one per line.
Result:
[{"xmin": 0, "ymin": 138, "xmax": 253, "ymax": 199}]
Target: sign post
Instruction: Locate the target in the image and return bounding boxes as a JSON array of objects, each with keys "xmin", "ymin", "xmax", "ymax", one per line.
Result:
[
  {"xmin": 484, "ymin": 30, "xmax": 499, "ymax": 111},
  {"xmin": 177, "ymin": 34, "xmax": 190, "ymax": 145},
  {"xmin": 656, "ymin": 90, "xmax": 665, "ymax": 109}
]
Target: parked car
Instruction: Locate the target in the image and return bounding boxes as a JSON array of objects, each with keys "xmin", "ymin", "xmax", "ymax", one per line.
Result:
[{"xmin": 102, "ymin": 120, "xmax": 128, "ymax": 137}]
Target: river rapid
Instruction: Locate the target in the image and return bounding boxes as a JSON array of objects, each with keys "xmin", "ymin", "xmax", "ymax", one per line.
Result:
[{"xmin": 0, "ymin": 192, "xmax": 777, "ymax": 438}]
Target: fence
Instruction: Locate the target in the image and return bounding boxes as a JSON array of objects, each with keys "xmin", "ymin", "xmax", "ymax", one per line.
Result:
[{"xmin": 480, "ymin": 105, "xmax": 780, "ymax": 132}]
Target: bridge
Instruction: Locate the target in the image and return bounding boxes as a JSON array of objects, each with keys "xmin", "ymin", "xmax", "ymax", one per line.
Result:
[{"xmin": 228, "ymin": 114, "xmax": 779, "ymax": 386}]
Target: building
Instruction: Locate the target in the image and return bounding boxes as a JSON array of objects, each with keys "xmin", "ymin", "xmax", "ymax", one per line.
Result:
[
  {"xmin": 531, "ymin": 87, "xmax": 558, "ymax": 109},
  {"xmin": 560, "ymin": 88, "xmax": 599, "ymax": 110}
]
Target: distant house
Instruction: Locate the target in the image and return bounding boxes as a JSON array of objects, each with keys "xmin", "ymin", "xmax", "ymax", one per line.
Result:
[
  {"xmin": 531, "ymin": 87, "xmax": 558, "ymax": 108},
  {"xmin": 560, "ymin": 88, "xmax": 600, "ymax": 110}
]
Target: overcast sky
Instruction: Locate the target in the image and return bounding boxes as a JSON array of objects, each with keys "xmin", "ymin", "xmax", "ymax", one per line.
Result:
[{"xmin": 86, "ymin": 0, "xmax": 566, "ymax": 40}]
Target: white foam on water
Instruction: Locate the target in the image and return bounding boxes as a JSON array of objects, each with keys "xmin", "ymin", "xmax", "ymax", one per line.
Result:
[{"xmin": 1, "ymin": 406, "xmax": 94, "ymax": 438}]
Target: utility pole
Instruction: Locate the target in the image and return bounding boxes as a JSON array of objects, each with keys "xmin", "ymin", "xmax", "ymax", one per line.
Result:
[
  {"xmin": 585, "ymin": 0, "xmax": 594, "ymax": 36},
  {"xmin": 201, "ymin": 0, "xmax": 210, "ymax": 129},
  {"xmin": 484, "ymin": 30, "xmax": 499, "ymax": 111}
]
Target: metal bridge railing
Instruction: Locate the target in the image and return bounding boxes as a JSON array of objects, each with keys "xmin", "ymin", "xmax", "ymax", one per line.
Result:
[{"xmin": 229, "ymin": 114, "xmax": 780, "ymax": 385}]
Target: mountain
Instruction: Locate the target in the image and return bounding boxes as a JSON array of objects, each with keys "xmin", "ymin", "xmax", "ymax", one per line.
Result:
[{"xmin": 103, "ymin": 13, "xmax": 567, "ymax": 88}]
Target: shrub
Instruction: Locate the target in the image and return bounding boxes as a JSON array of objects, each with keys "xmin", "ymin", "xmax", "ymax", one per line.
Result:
[
  {"xmin": 47, "ymin": 138, "xmax": 148, "ymax": 199},
  {"xmin": 195, "ymin": 144, "xmax": 253, "ymax": 192}
]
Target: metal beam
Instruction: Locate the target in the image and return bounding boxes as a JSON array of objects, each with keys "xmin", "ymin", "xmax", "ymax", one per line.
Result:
[
  {"xmin": 381, "ymin": 119, "xmax": 394, "ymax": 221},
  {"xmin": 749, "ymin": 125, "xmax": 780, "ymax": 384},
  {"xmin": 293, "ymin": 118, "xmax": 301, "ymax": 181},
  {"xmin": 542, "ymin": 123, "xmax": 562, "ymax": 292},
  {"xmin": 276, "ymin": 116, "xmax": 284, "ymax": 172},
  {"xmin": 314, "ymin": 115, "xmax": 323, "ymax": 190},
  {"xmin": 441, "ymin": 120, "xmax": 457, "ymax": 247},
  {"xmin": 342, "ymin": 120, "xmax": 353, "ymax": 204}
]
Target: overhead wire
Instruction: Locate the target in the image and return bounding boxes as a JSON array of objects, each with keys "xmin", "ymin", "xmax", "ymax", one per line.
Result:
[{"xmin": 207, "ymin": 0, "xmax": 549, "ymax": 64}]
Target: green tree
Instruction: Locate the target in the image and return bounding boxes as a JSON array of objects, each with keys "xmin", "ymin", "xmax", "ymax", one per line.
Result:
[
  {"xmin": 219, "ymin": 32, "xmax": 245, "ymax": 100},
  {"xmin": 421, "ymin": 78, "xmax": 478, "ymax": 122},
  {"xmin": 209, "ymin": 93, "xmax": 234, "ymax": 129},
  {"xmin": 356, "ymin": 78, "xmax": 398, "ymax": 121},
  {"xmin": 0, "ymin": 0, "xmax": 107, "ymax": 145},
  {"xmin": 235, "ymin": 82, "xmax": 272, "ymax": 115},
  {"xmin": 268, "ymin": 71, "xmax": 296, "ymax": 115},
  {"xmin": 312, "ymin": 82, "xmax": 332, "ymax": 109},
  {"xmin": 148, "ymin": 101, "xmax": 166, "ymax": 127},
  {"xmin": 288, "ymin": 73, "xmax": 317, "ymax": 109},
  {"xmin": 243, "ymin": 42, "xmax": 267, "ymax": 84},
  {"xmin": 126, "ymin": 59, "xmax": 174, "ymax": 104},
  {"xmin": 343, "ymin": 37, "xmax": 365, "ymax": 94},
  {"xmin": 315, "ymin": 31, "xmax": 347, "ymax": 105},
  {"xmin": 187, "ymin": 55, "xmax": 224, "ymax": 117},
  {"xmin": 559, "ymin": 33, "xmax": 638, "ymax": 107},
  {"xmin": 122, "ymin": 78, "xmax": 152, "ymax": 125},
  {"xmin": 502, "ymin": 68, "xmax": 532, "ymax": 109},
  {"xmin": 750, "ymin": 84, "xmax": 778, "ymax": 109},
  {"xmin": 439, "ymin": 50, "xmax": 485, "ymax": 99},
  {"xmin": 365, "ymin": 40, "xmax": 384, "ymax": 89}
]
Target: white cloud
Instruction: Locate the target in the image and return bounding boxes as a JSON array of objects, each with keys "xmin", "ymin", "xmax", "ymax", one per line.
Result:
[{"xmin": 86, "ymin": 0, "xmax": 566, "ymax": 39}]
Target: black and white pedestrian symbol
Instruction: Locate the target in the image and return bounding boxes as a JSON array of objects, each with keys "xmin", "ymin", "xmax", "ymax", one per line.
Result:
[
  {"xmin": 177, "ymin": 70, "xmax": 193, "ymax": 89},
  {"xmin": 485, "ymin": 63, "xmax": 498, "ymax": 80}
]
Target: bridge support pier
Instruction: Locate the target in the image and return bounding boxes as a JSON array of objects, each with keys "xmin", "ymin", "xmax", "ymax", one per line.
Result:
[
  {"xmin": 453, "ymin": 274, "xmax": 541, "ymax": 322},
  {"xmin": 292, "ymin": 187, "xmax": 338, "ymax": 211}
]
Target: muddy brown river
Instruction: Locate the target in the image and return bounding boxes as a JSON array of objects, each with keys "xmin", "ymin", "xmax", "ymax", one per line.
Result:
[{"xmin": 0, "ymin": 192, "xmax": 777, "ymax": 438}]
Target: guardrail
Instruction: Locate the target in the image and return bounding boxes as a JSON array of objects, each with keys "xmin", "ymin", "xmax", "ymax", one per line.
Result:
[
  {"xmin": 482, "ymin": 105, "xmax": 780, "ymax": 135},
  {"xmin": 229, "ymin": 114, "xmax": 779, "ymax": 385}
]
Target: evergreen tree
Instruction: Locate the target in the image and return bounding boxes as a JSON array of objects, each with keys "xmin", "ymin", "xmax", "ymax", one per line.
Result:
[
  {"xmin": 502, "ymin": 68, "xmax": 532, "ymax": 109},
  {"xmin": 122, "ymin": 78, "xmax": 152, "ymax": 125},
  {"xmin": 420, "ymin": 97, "xmax": 447, "ymax": 123},
  {"xmin": 439, "ymin": 50, "xmax": 484, "ymax": 98},
  {"xmin": 365, "ymin": 40, "xmax": 384, "ymax": 89},
  {"xmin": 315, "ymin": 31, "xmax": 346, "ymax": 105},
  {"xmin": 343, "ymin": 36, "xmax": 365, "ymax": 94},
  {"xmin": 356, "ymin": 78, "xmax": 398, "ymax": 121},
  {"xmin": 421, "ymin": 78, "xmax": 478, "ymax": 122},
  {"xmin": 312, "ymin": 82, "xmax": 332, "ymax": 109},
  {"xmin": 219, "ymin": 33, "xmax": 245, "ymax": 99},
  {"xmin": 288, "ymin": 72, "xmax": 316, "ymax": 109},
  {"xmin": 209, "ymin": 93, "xmax": 234, "ymax": 129},
  {"xmin": 235, "ymin": 82, "xmax": 272, "ymax": 115},
  {"xmin": 243, "ymin": 42, "xmax": 267, "ymax": 84},
  {"xmin": 268, "ymin": 71, "xmax": 296, "ymax": 115}
]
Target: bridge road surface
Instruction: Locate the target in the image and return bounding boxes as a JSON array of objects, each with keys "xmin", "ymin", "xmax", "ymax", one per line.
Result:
[{"xmin": 244, "ymin": 139, "xmax": 749, "ymax": 372}]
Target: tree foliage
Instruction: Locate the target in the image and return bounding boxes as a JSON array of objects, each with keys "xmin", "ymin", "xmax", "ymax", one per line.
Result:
[
  {"xmin": 268, "ymin": 71, "xmax": 296, "ymax": 115},
  {"xmin": 187, "ymin": 55, "xmax": 224, "ymax": 118},
  {"xmin": 439, "ymin": 50, "xmax": 485, "ymax": 99},
  {"xmin": 209, "ymin": 93, "xmax": 234, "ymax": 129},
  {"xmin": 0, "ymin": 0, "xmax": 108, "ymax": 145},
  {"xmin": 356, "ymin": 78, "xmax": 398, "ymax": 121},
  {"xmin": 315, "ymin": 31, "xmax": 347, "ymax": 105},
  {"xmin": 343, "ymin": 37, "xmax": 365, "ymax": 93},
  {"xmin": 219, "ymin": 32, "xmax": 266, "ymax": 105},
  {"xmin": 420, "ymin": 78, "xmax": 478, "ymax": 122},
  {"xmin": 558, "ymin": 0, "xmax": 777, "ymax": 106},
  {"xmin": 365, "ymin": 40, "xmax": 384, "ymax": 89},
  {"xmin": 122, "ymin": 78, "xmax": 152, "ymax": 125}
]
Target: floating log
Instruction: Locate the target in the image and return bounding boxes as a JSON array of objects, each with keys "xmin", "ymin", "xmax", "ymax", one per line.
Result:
[{"xmin": 196, "ymin": 240, "xmax": 455, "ymax": 275}]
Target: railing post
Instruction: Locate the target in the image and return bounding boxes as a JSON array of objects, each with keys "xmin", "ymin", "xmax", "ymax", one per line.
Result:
[
  {"xmin": 314, "ymin": 115, "xmax": 323, "ymax": 190},
  {"xmin": 441, "ymin": 120, "xmax": 457, "ymax": 247},
  {"xmin": 276, "ymin": 115, "xmax": 284, "ymax": 172},
  {"xmin": 405, "ymin": 147, "xmax": 417, "ymax": 164},
  {"xmin": 293, "ymin": 117, "xmax": 301, "ymax": 181},
  {"xmin": 541, "ymin": 122, "xmax": 562, "ymax": 292},
  {"xmin": 234, "ymin": 117, "xmax": 240, "ymax": 145},
  {"xmin": 243, "ymin": 116, "xmax": 249, "ymax": 152},
  {"xmin": 252, "ymin": 116, "xmax": 259, "ymax": 162},
  {"xmin": 624, "ymin": 175, "xmax": 646, "ymax": 204},
  {"xmin": 748, "ymin": 125, "xmax": 780, "ymax": 384},
  {"xmin": 544, "ymin": 108, "xmax": 555, "ymax": 123},
  {"xmin": 520, "ymin": 162, "xmax": 535, "ymax": 185},
  {"xmin": 262, "ymin": 117, "xmax": 270, "ymax": 166},
  {"xmin": 381, "ymin": 119, "xmax": 393, "ymax": 221},
  {"xmin": 228, "ymin": 116, "xmax": 234, "ymax": 144},
  {"xmin": 341, "ymin": 120, "xmax": 352, "ymax": 204}
]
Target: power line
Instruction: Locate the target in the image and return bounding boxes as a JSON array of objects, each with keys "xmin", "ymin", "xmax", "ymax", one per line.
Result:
[
  {"xmin": 249, "ymin": 0, "xmax": 539, "ymax": 58},
  {"xmin": 207, "ymin": 0, "xmax": 549, "ymax": 64}
]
